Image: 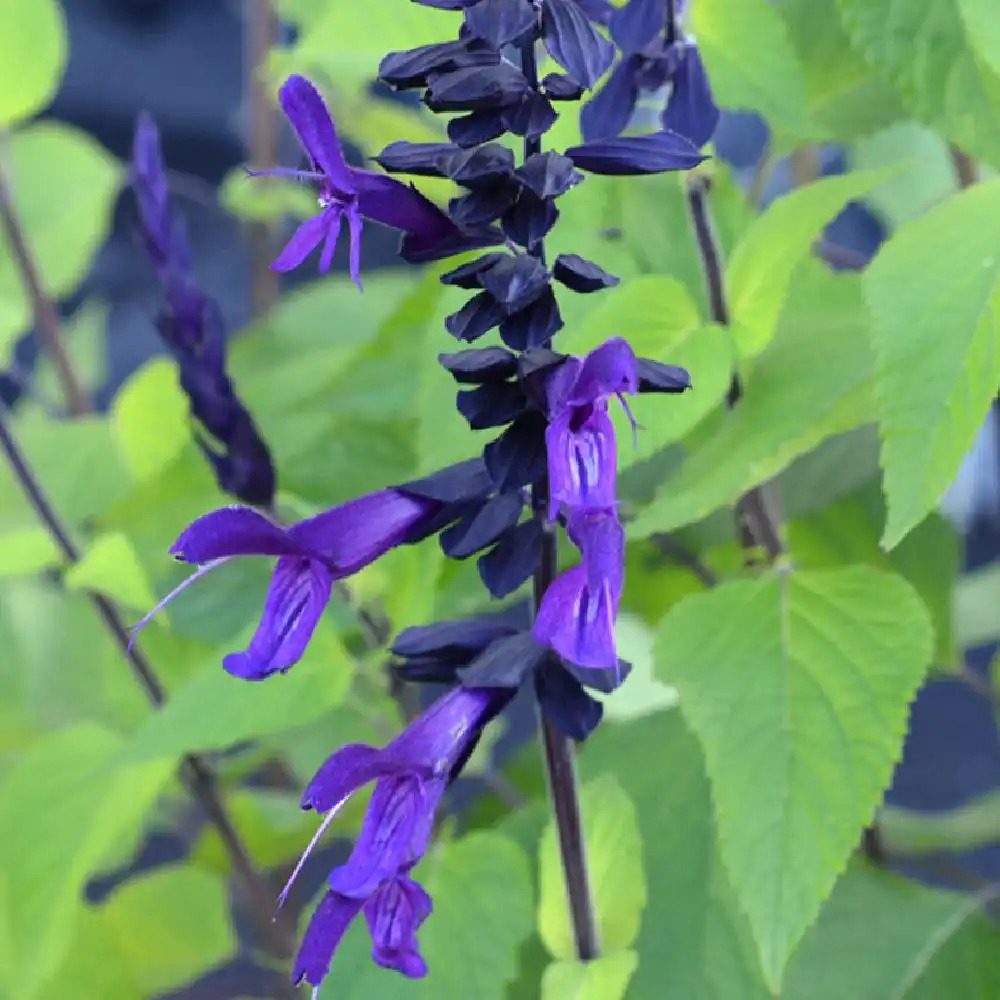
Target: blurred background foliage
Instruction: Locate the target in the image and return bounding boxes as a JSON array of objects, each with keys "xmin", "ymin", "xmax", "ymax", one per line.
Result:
[{"xmin": 2, "ymin": 0, "xmax": 1000, "ymax": 998}]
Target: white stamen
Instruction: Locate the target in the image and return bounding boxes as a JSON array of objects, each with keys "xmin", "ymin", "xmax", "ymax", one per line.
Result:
[
  {"xmin": 276, "ymin": 795, "xmax": 351, "ymax": 910},
  {"xmin": 127, "ymin": 557, "xmax": 230, "ymax": 650}
]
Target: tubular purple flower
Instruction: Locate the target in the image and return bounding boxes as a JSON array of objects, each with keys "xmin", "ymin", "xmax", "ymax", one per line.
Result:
[
  {"xmin": 256, "ymin": 75, "xmax": 462, "ymax": 286},
  {"xmin": 133, "ymin": 491, "xmax": 442, "ymax": 679},
  {"xmin": 285, "ymin": 685, "xmax": 512, "ymax": 990},
  {"xmin": 533, "ymin": 509, "xmax": 625, "ymax": 668},
  {"xmin": 544, "ymin": 337, "xmax": 638, "ymax": 520}
]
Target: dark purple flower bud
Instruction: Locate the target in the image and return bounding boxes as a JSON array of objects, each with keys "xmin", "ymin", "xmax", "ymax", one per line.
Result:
[
  {"xmin": 132, "ymin": 114, "xmax": 276, "ymax": 509},
  {"xmin": 440, "ymin": 256, "xmax": 504, "ymax": 292},
  {"xmin": 378, "ymin": 40, "xmax": 499, "ymax": 90},
  {"xmin": 392, "ymin": 616, "xmax": 519, "ymax": 660},
  {"xmin": 445, "ymin": 291, "xmax": 505, "ymax": 342},
  {"xmin": 401, "ymin": 456, "xmax": 495, "ymax": 504},
  {"xmin": 459, "ymin": 630, "xmax": 549, "ymax": 686},
  {"xmin": 542, "ymin": 72, "xmax": 585, "ymax": 100},
  {"xmin": 661, "ymin": 43, "xmax": 720, "ymax": 148},
  {"xmin": 579, "ymin": 56, "xmax": 641, "ymax": 142},
  {"xmin": 134, "ymin": 492, "xmax": 444, "ymax": 679},
  {"xmin": 424, "ymin": 63, "xmax": 529, "ymax": 112},
  {"xmin": 260, "ymin": 75, "xmax": 462, "ymax": 284},
  {"xmin": 449, "ymin": 182, "xmax": 521, "ymax": 227},
  {"xmin": 542, "ymin": 0, "xmax": 615, "ymax": 88},
  {"xmin": 290, "ymin": 685, "xmax": 513, "ymax": 989},
  {"xmin": 573, "ymin": 0, "xmax": 615, "ymax": 24},
  {"xmin": 440, "ymin": 491, "xmax": 525, "ymax": 558},
  {"xmin": 457, "ymin": 381, "xmax": 527, "ymax": 429},
  {"xmin": 501, "ymin": 90, "xmax": 559, "ymax": 140},
  {"xmin": 448, "ymin": 143, "xmax": 516, "ymax": 186},
  {"xmin": 478, "ymin": 518, "xmax": 543, "ymax": 597},
  {"xmin": 637, "ymin": 356, "xmax": 692, "ymax": 393},
  {"xmin": 564, "ymin": 657, "xmax": 633, "ymax": 693},
  {"xmin": 465, "ymin": 0, "xmax": 538, "ymax": 48},
  {"xmin": 398, "ymin": 222, "xmax": 506, "ymax": 264},
  {"xmin": 374, "ymin": 140, "xmax": 461, "ymax": 177},
  {"xmin": 534, "ymin": 659, "xmax": 603, "ymax": 740},
  {"xmin": 499, "ymin": 286, "xmax": 564, "ymax": 350},
  {"xmin": 533, "ymin": 510, "xmax": 625, "ymax": 669},
  {"xmin": 447, "ymin": 109, "xmax": 507, "ymax": 147},
  {"xmin": 609, "ymin": 0, "xmax": 665, "ymax": 54},
  {"xmin": 478, "ymin": 253, "xmax": 550, "ymax": 313},
  {"xmin": 484, "ymin": 410, "xmax": 549, "ymax": 491},
  {"xmin": 553, "ymin": 253, "xmax": 620, "ymax": 292},
  {"xmin": 566, "ymin": 129, "xmax": 707, "ymax": 175},
  {"xmin": 439, "ymin": 345, "xmax": 519, "ymax": 384},
  {"xmin": 515, "ymin": 152, "xmax": 583, "ymax": 199},
  {"xmin": 502, "ymin": 189, "xmax": 560, "ymax": 249}
]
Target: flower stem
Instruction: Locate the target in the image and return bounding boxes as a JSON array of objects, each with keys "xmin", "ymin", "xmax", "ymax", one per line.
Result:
[
  {"xmin": 0, "ymin": 397, "xmax": 295, "ymax": 962},
  {"xmin": 685, "ymin": 174, "xmax": 783, "ymax": 561},
  {"xmin": 521, "ymin": 32, "xmax": 601, "ymax": 962},
  {"xmin": 0, "ymin": 160, "xmax": 90, "ymax": 416}
]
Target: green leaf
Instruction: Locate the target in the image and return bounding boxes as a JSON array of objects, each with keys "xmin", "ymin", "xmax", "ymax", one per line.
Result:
[
  {"xmin": 784, "ymin": 861, "xmax": 1000, "ymax": 1000},
  {"xmin": 689, "ymin": 0, "xmax": 813, "ymax": 136},
  {"xmin": 559, "ymin": 276, "xmax": 734, "ymax": 462},
  {"xmin": 852, "ymin": 122, "xmax": 957, "ymax": 228},
  {"xmin": 958, "ymin": 0, "xmax": 1000, "ymax": 76},
  {"xmin": 0, "ymin": 526, "xmax": 61, "ymax": 578},
  {"xmin": 864, "ymin": 179, "xmax": 1000, "ymax": 548},
  {"xmin": 122, "ymin": 622, "xmax": 354, "ymax": 762},
  {"xmin": 101, "ymin": 867, "xmax": 235, "ymax": 993},
  {"xmin": 316, "ymin": 832, "xmax": 534, "ymax": 1000},
  {"xmin": 0, "ymin": 725, "xmax": 173, "ymax": 999},
  {"xmin": 631, "ymin": 267, "xmax": 874, "ymax": 538},
  {"xmin": 0, "ymin": 0, "xmax": 67, "ymax": 126},
  {"xmin": 65, "ymin": 532, "xmax": 158, "ymax": 613},
  {"xmin": 539, "ymin": 775, "xmax": 645, "ymax": 959},
  {"xmin": 111, "ymin": 359, "xmax": 191, "ymax": 483},
  {"xmin": 0, "ymin": 124, "xmax": 121, "ymax": 359},
  {"xmin": 783, "ymin": 0, "xmax": 904, "ymax": 140},
  {"xmin": 837, "ymin": 0, "xmax": 1000, "ymax": 167},
  {"xmin": 787, "ymin": 487, "xmax": 958, "ymax": 665},
  {"xmin": 541, "ymin": 953, "xmax": 637, "ymax": 1000},
  {"xmin": 727, "ymin": 170, "xmax": 892, "ymax": 357},
  {"xmin": 579, "ymin": 714, "xmax": 768, "ymax": 999},
  {"xmin": 653, "ymin": 566, "xmax": 933, "ymax": 988}
]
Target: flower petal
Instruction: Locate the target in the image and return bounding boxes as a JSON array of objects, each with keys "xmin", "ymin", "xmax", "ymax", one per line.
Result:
[
  {"xmin": 293, "ymin": 890, "xmax": 364, "ymax": 988},
  {"xmin": 532, "ymin": 564, "xmax": 618, "ymax": 669},
  {"xmin": 278, "ymin": 75, "xmax": 354, "ymax": 193},
  {"xmin": 222, "ymin": 556, "xmax": 333, "ymax": 679},
  {"xmin": 302, "ymin": 743, "xmax": 402, "ymax": 812},
  {"xmin": 271, "ymin": 211, "xmax": 333, "ymax": 272},
  {"xmin": 609, "ymin": 0, "xmax": 665, "ymax": 53},
  {"xmin": 365, "ymin": 876, "xmax": 433, "ymax": 978},
  {"xmin": 662, "ymin": 43, "xmax": 720, "ymax": 149},
  {"xmin": 289, "ymin": 489, "xmax": 438, "ymax": 575},
  {"xmin": 329, "ymin": 775, "xmax": 437, "ymax": 897},
  {"xmin": 571, "ymin": 336, "xmax": 639, "ymax": 403},
  {"xmin": 568, "ymin": 508, "xmax": 625, "ymax": 601},
  {"xmin": 346, "ymin": 202, "xmax": 364, "ymax": 289},
  {"xmin": 170, "ymin": 506, "xmax": 295, "ymax": 564},
  {"xmin": 317, "ymin": 204, "xmax": 344, "ymax": 274},
  {"xmin": 545, "ymin": 406, "xmax": 618, "ymax": 518}
]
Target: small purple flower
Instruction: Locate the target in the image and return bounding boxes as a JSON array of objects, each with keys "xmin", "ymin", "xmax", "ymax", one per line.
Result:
[
  {"xmin": 285, "ymin": 686, "xmax": 512, "ymax": 990},
  {"xmin": 544, "ymin": 337, "xmax": 638, "ymax": 520},
  {"xmin": 533, "ymin": 509, "xmax": 625, "ymax": 668},
  {"xmin": 257, "ymin": 75, "xmax": 461, "ymax": 285},
  {"xmin": 133, "ymin": 491, "xmax": 441, "ymax": 679}
]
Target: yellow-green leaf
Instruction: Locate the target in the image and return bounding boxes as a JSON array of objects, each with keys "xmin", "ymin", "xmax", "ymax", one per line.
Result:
[
  {"xmin": 0, "ymin": 0, "xmax": 67, "ymax": 126},
  {"xmin": 65, "ymin": 532, "xmax": 158, "ymax": 613}
]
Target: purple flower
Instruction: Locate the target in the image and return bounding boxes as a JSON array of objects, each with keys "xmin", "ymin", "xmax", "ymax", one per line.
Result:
[
  {"xmin": 133, "ymin": 491, "xmax": 441, "ymax": 679},
  {"xmin": 285, "ymin": 686, "xmax": 512, "ymax": 989},
  {"xmin": 257, "ymin": 75, "xmax": 461, "ymax": 285},
  {"xmin": 544, "ymin": 337, "xmax": 638, "ymax": 520},
  {"xmin": 533, "ymin": 509, "xmax": 625, "ymax": 669}
]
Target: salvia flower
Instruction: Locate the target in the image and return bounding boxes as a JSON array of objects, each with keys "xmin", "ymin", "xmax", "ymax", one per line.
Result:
[
  {"xmin": 580, "ymin": 0, "xmax": 719, "ymax": 148},
  {"xmin": 287, "ymin": 685, "xmax": 513, "ymax": 991},
  {"xmin": 131, "ymin": 113, "xmax": 276, "ymax": 507},
  {"xmin": 544, "ymin": 337, "xmax": 639, "ymax": 520},
  {"xmin": 134, "ymin": 490, "xmax": 445, "ymax": 679},
  {"xmin": 254, "ymin": 75, "xmax": 488, "ymax": 284}
]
